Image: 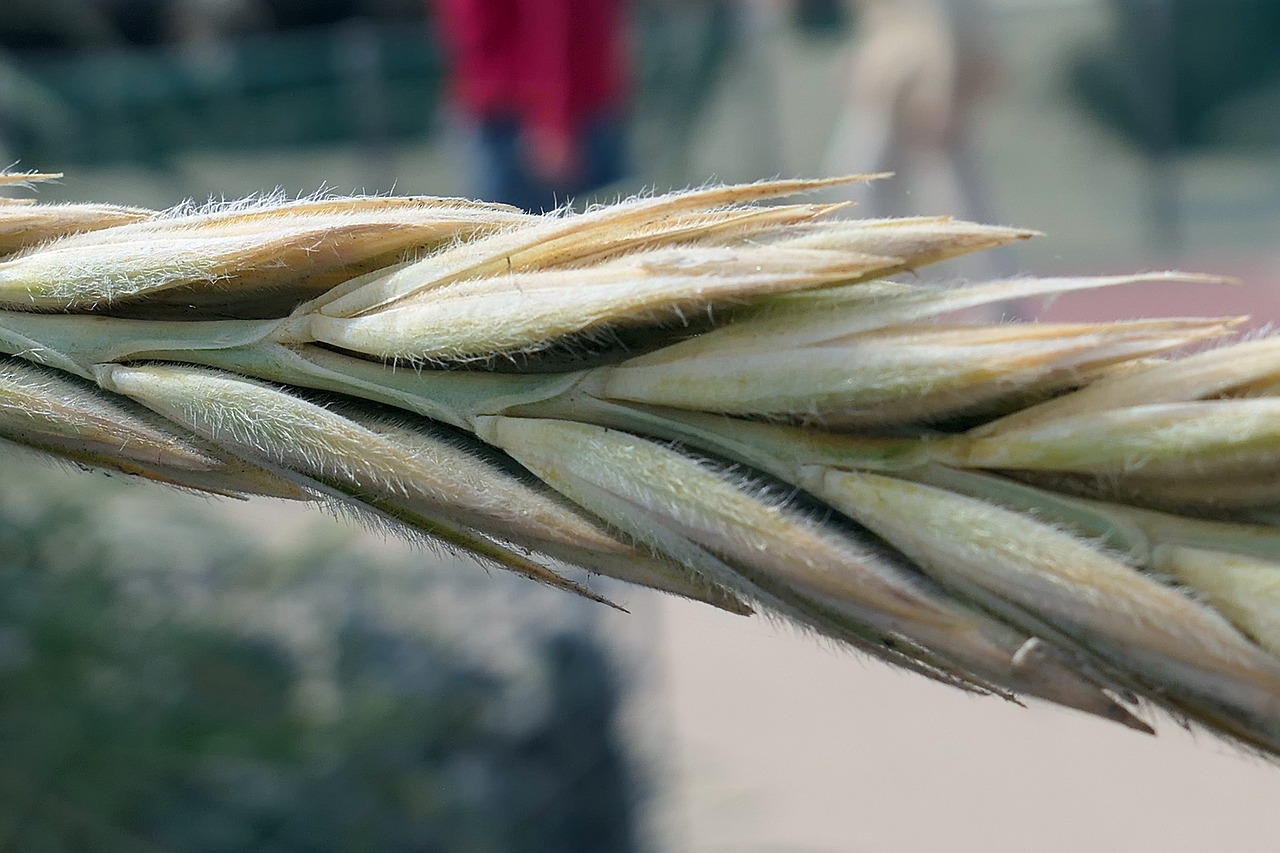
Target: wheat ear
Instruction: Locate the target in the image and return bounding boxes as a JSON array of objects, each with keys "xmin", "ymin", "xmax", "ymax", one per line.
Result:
[{"xmin": 4, "ymin": 171, "xmax": 1280, "ymax": 753}]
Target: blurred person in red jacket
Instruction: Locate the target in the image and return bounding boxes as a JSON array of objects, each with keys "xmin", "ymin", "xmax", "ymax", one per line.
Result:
[{"xmin": 432, "ymin": 0, "xmax": 630, "ymax": 212}]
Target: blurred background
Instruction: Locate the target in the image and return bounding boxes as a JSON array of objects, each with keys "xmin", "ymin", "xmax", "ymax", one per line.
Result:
[{"xmin": 2, "ymin": 1, "xmax": 1280, "ymax": 850}]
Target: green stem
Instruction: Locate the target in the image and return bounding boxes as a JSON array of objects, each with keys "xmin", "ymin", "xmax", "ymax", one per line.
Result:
[
  {"xmin": 0, "ymin": 310, "xmax": 279, "ymax": 379},
  {"xmin": 0, "ymin": 310, "xmax": 586, "ymax": 430},
  {"xmin": 163, "ymin": 344, "xmax": 583, "ymax": 431}
]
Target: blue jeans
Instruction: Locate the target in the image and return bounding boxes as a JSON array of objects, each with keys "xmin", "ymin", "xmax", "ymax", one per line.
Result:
[{"xmin": 468, "ymin": 114, "xmax": 628, "ymax": 212}]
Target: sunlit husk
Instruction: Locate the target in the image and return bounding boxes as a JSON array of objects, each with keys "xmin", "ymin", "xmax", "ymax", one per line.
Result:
[
  {"xmin": 591, "ymin": 319, "xmax": 1233, "ymax": 425},
  {"xmin": 0, "ymin": 196, "xmax": 529, "ymax": 314},
  {"xmin": 301, "ymin": 246, "xmax": 899, "ymax": 361},
  {"xmin": 0, "ymin": 201, "xmax": 155, "ymax": 257}
]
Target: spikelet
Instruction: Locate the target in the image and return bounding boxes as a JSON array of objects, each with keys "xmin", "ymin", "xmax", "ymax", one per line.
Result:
[
  {"xmin": 0, "ymin": 194, "xmax": 530, "ymax": 316},
  {"xmin": 4, "ymin": 172, "xmax": 1280, "ymax": 757}
]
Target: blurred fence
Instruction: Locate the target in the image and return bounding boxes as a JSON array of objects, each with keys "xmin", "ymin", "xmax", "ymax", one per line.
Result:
[{"xmin": 2, "ymin": 21, "xmax": 445, "ymax": 166}]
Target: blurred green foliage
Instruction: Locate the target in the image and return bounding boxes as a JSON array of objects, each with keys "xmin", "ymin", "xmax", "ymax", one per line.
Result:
[
  {"xmin": 0, "ymin": 458, "xmax": 640, "ymax": 852},
  {"xmin": 1072, "ymin": 0, "xmax": 1280, "ymax": 150}
]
